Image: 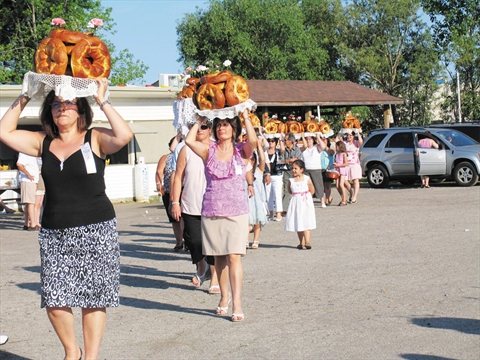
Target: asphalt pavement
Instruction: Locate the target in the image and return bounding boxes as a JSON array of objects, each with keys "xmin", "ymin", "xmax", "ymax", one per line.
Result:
[{"xmin": 0, "ymin": 181, "xmax": 479, "ymax": 359}]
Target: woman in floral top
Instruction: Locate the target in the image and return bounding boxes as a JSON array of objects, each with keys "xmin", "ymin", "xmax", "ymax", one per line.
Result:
[{"xmin": 186, "ymin": 110, "xmax": 256, "ymax": 322}]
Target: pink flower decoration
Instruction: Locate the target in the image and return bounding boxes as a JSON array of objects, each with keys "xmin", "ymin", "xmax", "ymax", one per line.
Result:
[
  {"xmin": 87, "ymin": 18, "xmax": 104, "ymax": 28},
  {"xmin": 51, "ymin": 18, "xmax": 66, "ymax": 26},
  {"xmin": 297, "ymin": 116, "xmax": 302, "ymax": 120}
]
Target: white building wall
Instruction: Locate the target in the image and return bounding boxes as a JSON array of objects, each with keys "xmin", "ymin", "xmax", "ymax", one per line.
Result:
[{"xmin": 1, "ymin": 84, "xmax": 181, "ymax": 203}]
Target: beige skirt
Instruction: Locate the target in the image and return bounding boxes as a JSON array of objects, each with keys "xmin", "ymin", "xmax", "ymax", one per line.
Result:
[{"xmin": 202, "ymin": 214, "xmax": 248, "ymax": 256}]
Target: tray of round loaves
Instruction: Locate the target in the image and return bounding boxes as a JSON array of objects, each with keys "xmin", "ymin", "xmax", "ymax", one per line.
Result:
[
  {"xmin": 263, "ymin": 118, "xmax": 333, "ymax": 139},
  {"xmin": 23, "ymin": 26, "xmax": 111, "ymax": 101},
  {"xmin": 340, "ymin": 115, "xmax": 362, "ymax": 134},
  {"xmin": 178, "ymin": 70, "xmax": 257, "ymax": 122}
]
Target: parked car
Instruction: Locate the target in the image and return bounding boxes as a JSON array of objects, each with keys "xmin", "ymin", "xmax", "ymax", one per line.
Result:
[
  {"xmin": 428, "ymin": 122, "xmax": 480, "ymax": 142},
  {"xmin": 359, "ymin": 127, "xmax": 480, "ymax": 188}
]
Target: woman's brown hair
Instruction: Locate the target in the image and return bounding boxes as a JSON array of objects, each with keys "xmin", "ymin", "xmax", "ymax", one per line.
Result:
[
  {"xmin": 40, "ymin": 91, "xmax": 94, "ymax": 139},
  {"xmin": 212, "ymin": 117, "xmax": 242, "ymax": 143}
]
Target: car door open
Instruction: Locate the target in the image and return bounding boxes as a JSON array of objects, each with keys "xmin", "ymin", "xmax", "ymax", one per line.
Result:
[{"xmin": 415, "ymin": 134, "xmax": 447, "ymax": 176}]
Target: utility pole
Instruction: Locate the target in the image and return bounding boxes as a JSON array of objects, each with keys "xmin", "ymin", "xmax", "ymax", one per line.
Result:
[{"xmin": 457, "ymin": 72, "xmax": 462, "ymax": 123}]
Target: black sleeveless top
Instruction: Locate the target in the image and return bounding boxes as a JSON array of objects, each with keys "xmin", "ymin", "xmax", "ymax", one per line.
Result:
[
  {"xmin": 267, "ymin": 151, "xmax": 279, "ymax": 175},
  {"xmin": 41, "ymin": 129, "xmax": 115, "ymax": 229}
]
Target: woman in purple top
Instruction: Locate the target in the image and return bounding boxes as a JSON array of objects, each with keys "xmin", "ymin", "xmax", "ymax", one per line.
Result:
[{"xmin": 186, "ymin": 110, "xmax": 256, "ymax": 322}]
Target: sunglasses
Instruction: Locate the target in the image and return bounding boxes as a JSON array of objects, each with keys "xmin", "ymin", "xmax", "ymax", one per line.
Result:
[
  {"xmin": 200, "ymin": 124, "xmax": 210, "ymax": 130},
  {"xmin": 51, "ymin": 100, "xmax": 77, "ymax": 109},
  {"xmin": 267, "ymin": 139, "xmax": 276, "ymax": 142}
]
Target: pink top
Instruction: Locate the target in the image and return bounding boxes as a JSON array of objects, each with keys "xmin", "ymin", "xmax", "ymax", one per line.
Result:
[
  {"xmin": 345, "ymin": 141, "xmax": 360, "ymax": 164},
  {"xmin": 181, "ymin": 146, "xmax": 206, "ymax": 215},
  {"xmin": 202, "ymin": 142, "xmax": 249, "ymax": 217},
  {"xmin": 418, "ymin": 138, "xmax": 432, "ymax": 148},
  {"xmin": 335, "ymin": 152, "xmax": 348, "ymax": 176}
]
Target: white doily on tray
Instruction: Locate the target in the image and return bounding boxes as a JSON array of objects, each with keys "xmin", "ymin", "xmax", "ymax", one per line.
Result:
[
  {"xmin": 194, "ymin": 99, "xmax": 257, "ymax": 121},
  {"xmin": 318, "ymin": 130, "xmax": 335, "ymax": 138},
  {"xmin": 21, "ymin": 71, "xmax": 108, "ymax": 104},
  {"xmin": 340, "ymin": 128, "xmax": 362, "ymax": 134},
  {"xmin": 172, "ymin": 97, "xmax": 199, "ymax": 130}
]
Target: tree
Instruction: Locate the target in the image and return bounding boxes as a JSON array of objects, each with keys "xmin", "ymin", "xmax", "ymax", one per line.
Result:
[
  {"xmin": 176, "ymin": 0, "xmax": 345, "ymax": 80},
  {"xmin": 338, "ymin": 0, "xmax": 442, "ymax": 126},
  {"xmin": 0, "ymin": 0, "xmax": 147, "ymax": 85},
  {"xmin": 422, "ymin": 0, "xmax": 480, "ymax": 121}
]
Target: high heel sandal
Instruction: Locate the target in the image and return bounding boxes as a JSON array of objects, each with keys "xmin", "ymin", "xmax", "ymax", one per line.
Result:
[
  {"xmin": 232, "ymin": 313, "xmax": 245, "ymax": 322},
  {"xmin": 216, "ymin": 296, "xmax": 231, "ymax": 315}
]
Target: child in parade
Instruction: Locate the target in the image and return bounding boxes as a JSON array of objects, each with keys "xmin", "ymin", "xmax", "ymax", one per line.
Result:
[{"xmin": 284, "ymin": 160, "xmax": 316, "ymax": 250}]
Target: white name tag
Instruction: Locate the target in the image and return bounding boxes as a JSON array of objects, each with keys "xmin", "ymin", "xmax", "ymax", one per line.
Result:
[
  {"xmin": 80, "ymin": 143, "xmax": 97, "ymax": 174},
  {"xmin": 235, "ymin": 163, "xmax": 243, "ymax": 175}
]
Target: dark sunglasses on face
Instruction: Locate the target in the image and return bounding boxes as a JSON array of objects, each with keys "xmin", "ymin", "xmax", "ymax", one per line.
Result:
[
  {"xmin": 267, "ymin": 139, "xmax": 276, "ymax": 142},
  {"xmin": 51, "ymin": 100, "xmax": 77, "ymax": 109},
  {"xmin": 200, "ymin": 124, "xmax": 210, "ymax": 130}
]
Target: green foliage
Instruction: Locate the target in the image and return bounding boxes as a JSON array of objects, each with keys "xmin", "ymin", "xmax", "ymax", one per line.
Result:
[
  {"xmin": 176, "ymin": 0, "xmax": 344, "ymax": 80},
  {"xmin": 422, "ymin": 0, "xmax": 480, "ymax": 120},
  {"xmin": 0, "ymin": 0, "xmax": 147, "ymax": 85},
  {"xmin": 336, "ymin": 0, "xmax": 442, "ymax": 126},
  {"xmin": 110, "ymin": 48, "xmax": 149, "ymax": 86}
]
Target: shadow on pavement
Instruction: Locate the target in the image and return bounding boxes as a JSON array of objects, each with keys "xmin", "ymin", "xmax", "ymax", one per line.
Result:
[
  {"xmin": 400, "ymin": 354, "xmax": 456, "ymax": 360},
  {"xmin": 0, "ymin": 351, "xmax": 32, "ymax": 360},
  {"xmin": 411, "ymin": 316, "xmax": 480, "ymax": 335}
]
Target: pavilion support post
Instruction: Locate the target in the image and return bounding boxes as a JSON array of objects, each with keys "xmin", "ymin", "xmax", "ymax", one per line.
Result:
[
  {"xmin": 262, "ymin": 107, "xmax": 269, "ymax": 126},
  {"xmin": 383, "ymin": 105, "xmax": 390, "ymax": 129},
  {"xmin": 304, "ymin": 107, "xmax": 312, "ymax": 121}
]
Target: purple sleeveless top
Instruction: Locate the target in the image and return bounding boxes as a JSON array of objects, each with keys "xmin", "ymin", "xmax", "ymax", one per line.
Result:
[{"xmin": 202, "ymin": 142, "xmax": 249, "ymax": 217}]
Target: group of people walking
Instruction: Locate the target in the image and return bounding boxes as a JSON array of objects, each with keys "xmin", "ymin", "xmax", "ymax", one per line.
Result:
[
  {"xmin": 155, "ymin": 124, "xmax": 365, "ymax": 321},
  {"xmin": 1, "ymin": 73, "xmax": 365, "ymax": 358},
  {"xmin": 264, "ymin": 130, "xmax": 363, "ymax": 212}
]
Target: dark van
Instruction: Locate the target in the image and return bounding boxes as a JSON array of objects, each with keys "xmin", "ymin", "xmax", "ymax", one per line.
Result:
[{"xmin": 428, "ymin": 123, "xmax": 480, "ymax": 142}]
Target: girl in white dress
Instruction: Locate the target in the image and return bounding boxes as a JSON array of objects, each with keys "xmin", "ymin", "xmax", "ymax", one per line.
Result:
[{"xmin": 284, "ymin": 160, "xmax": 316, "ymax": 249}]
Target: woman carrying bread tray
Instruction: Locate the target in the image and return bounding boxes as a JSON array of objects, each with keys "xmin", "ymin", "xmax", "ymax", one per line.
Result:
[
  {"xmin": 185, "ymin": 109, "xmax": 257, "ymax": 322},
  {"xmin": 0, "ymin": 78, "xmax": 133, "ymax": 359},
  {"xmin": 300, "ymin": 132, "xmax": 328, "ymax": 208}
]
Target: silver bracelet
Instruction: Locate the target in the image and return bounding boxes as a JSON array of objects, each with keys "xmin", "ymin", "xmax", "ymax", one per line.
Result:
[
  {"xmin": 171, "ymin": 201, "xmax": 180, "ymax": 205},
  {"xmin": 99, "ymin": 99, "xmax": 111, "ymax": 110}
]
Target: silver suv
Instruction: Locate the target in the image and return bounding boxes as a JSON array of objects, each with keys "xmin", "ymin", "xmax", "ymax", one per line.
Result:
[{"xmin": 360, "ymin": 127, "xmax": 480, "ymax": 187}]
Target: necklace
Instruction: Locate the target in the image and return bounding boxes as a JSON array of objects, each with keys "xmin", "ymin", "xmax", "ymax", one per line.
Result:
[{"xmin": 217, "ymin": 143, "xmax": 233, "ymax": 154}]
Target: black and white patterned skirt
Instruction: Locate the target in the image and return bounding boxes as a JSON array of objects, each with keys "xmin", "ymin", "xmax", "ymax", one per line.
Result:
[{"xmin": 38, "ymin": 219, "xmax": 120, "ymax": 308}]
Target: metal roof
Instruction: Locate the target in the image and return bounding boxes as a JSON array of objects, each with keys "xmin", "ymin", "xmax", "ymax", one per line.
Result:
[{"xmin": 246, "ymin": 80, "xmax": 404, "ymax": 107}]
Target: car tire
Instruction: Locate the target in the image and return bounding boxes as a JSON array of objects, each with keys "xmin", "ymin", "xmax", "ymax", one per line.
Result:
[
  {"xmin": 453, "ymin": 161, "xmax": 479, "ymax": 187},
  {"xmin": 367, "ymin": 164, "xmax": 390, "ymax": 188}
]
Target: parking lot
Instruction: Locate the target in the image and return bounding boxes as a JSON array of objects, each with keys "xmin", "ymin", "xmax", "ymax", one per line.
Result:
[{"xmin": 1, "ymin": 182, "xmax": 479, "ymax": 359}]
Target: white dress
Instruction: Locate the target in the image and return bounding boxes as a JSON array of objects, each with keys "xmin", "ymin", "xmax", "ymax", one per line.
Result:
[{"xmin": 284, "ymin": 175, "xmax": 316, "ymax": 232}]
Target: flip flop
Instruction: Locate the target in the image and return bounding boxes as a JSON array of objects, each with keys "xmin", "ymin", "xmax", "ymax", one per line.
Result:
[{"xmin": 192, "ymin": 267, "xmax": 208, "ymax": 287}]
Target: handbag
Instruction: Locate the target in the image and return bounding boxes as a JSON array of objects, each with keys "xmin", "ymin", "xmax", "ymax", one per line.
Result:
[{"xmin": 275, "ymin": 160, "xmax": 289, "ymax": 174}]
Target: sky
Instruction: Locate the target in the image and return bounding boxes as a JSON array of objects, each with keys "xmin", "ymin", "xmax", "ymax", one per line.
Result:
[{"xmin": 100, "ymin": 0, "xmax": 209, "ymax": 84}]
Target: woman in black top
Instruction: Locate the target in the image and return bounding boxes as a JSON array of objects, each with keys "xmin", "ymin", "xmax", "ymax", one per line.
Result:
[
  {"xmin": 265, "ymin": 137, "xmax": 284, "ymax": 221},
  {"xmin": 0, "ymin": 79, "xmax": 132, "ymax": 360}
]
